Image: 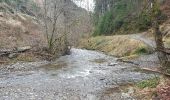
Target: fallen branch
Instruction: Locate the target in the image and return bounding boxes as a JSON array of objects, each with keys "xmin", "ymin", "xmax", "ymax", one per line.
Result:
[
  {"xmin": 0, "ymin": 46, "xmax": 31, "ymax": 57},
  {"xmin": 155, "ymin": 48, "xmax": 170, "ymax": 55},
  {"xmin": 34, "ymin": 52, "xmax": 53, "ymax": 57},
  {"xmin": 0, "ymin": 61, "xmax": 8, "ymax": 63},
  {"xmin": 117, "ymin": 58, "xmax": 139, "ymax": 66},
  {"xmin": 141, "ymin": 68, "xmax": 170, "ymax": 77}
]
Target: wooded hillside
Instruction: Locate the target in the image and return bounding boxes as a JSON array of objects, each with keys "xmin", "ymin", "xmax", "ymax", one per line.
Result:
[{"xmin": 93, "ymin": 0, "xmax": 168, "ymax": 36}]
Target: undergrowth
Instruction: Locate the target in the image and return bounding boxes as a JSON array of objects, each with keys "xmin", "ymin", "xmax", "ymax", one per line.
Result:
[{"xmin": 136, "ymin": 77, "xmax": 160, "ymax": 89}]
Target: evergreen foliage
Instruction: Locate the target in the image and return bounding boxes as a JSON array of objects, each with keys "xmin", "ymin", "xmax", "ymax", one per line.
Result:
[
  {"xmin": 93, "ymin": 0, "xmax": 156, "ymax": 36},
  {"xmin": 94, "ymin": 0, "xmax": 137, "ymax": 35}
]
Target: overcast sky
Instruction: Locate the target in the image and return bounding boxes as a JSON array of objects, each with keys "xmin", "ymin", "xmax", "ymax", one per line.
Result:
[{"xmin": 72, "ymin": 0, "xmax": 95, "ymax": 12}]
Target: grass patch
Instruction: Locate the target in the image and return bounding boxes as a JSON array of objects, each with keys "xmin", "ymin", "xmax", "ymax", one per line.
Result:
[
  {"xmin": 133, "ymin": 46, "xmax": 150, "ymax": 55},
  {"xmin": 80, "ymin": 35, "xmax": 152, "ymax": 57},
  {"xmin": 136, "ymin": 77, "xmax": 160, "ymax": 89},
  {"xmin": 120, "ymin": 54, "xmax": 139, "ymax": 60}
]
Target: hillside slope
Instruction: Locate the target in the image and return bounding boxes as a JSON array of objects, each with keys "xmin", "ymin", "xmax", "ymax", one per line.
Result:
[
  {"xmin": 0, "ymin": 3, "xmax": 46, "ymax": 49},
  {"xmin": 0, "ymin": 3, "xmax": 48, "ymax": 62},
  {"xmin": 34, "ymin": 0, "xmax": 93, "ymax": 46},
  {"xmin": 0, "ymin": 0, "xmax": 93, "ymax": 61}
]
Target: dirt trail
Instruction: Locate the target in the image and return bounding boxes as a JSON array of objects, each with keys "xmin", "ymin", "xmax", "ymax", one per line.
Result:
[
  {"xmin": 130, "ymin": 34, "xmax": 161, "ymax": 68},
  {"xmin": 0, "ymin": 48, "xmax": 157, "ymax": 100},
  {"xmin": 130, "ymin": 33, "xmax": 156, "ymax": 48}
]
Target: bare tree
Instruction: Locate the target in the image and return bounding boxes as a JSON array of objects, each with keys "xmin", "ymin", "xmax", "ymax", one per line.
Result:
[
  {"xmin": 42, "ymin": 0, "xmax": 69, "ymax": 55},
  {"xmin": 150, "ymin": 0, "xmax": 170, "ymax": 73}
]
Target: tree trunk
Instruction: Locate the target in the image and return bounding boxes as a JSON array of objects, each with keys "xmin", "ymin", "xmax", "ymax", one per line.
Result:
[
  {"xmin": 63, "ymin": 0, "xmax": 70, "ymax": 55},
  {"xmin": 151, "ymin": 0, "xmax": 170, "ymax": 73},
  {"xmin": 153, "ymin": 21, "xmax": 169, "ymax": 72}
]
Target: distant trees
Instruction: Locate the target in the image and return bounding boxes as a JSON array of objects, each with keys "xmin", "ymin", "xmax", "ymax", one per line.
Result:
[
  {"xmin": 94, "ymin": 0, "xmax": 113, "ymax": 20},
  {"xmin": 94, "ymin": 0, "xmax": 132, "ymax": 35},
  {"xmin": 93, "ymin": 0, "xmax": 152, "ymax": 36}
]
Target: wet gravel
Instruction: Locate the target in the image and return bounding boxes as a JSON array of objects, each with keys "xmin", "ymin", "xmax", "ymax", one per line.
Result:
[{"xmin": 0, "ymin": 49, "xmax": 157, "ymax": 100}]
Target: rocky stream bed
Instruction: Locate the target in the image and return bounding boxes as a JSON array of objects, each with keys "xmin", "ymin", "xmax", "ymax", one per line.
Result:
[{"xmin": 0, "ymin": 49, "xmax": 158, "ymax": 100}]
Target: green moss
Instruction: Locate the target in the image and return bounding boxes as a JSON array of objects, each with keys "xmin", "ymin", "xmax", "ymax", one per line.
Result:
[{"xmin": 136, "ymin": 77, "xmax": 160, "ymax": 89}]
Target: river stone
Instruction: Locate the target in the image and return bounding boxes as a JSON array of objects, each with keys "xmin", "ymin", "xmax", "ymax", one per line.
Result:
[
  {"xmin": 8, "ymin": 53, "xmax": 18, "ymax": 59},
  {"xmin": 17, "ymin": 46, "xmax": 31, "ymax": 52},
  {"xmin": 108, "ymin": 62, "xmax": 118, "ymax": 66},
  {"xmin": 0, "ymin": 49, "xmax": 157, "ymax": 100}
]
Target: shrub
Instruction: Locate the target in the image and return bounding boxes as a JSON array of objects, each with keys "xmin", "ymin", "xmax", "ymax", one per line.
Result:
[
  {"xmin": 136, "ymin": 77, "xmax": 160, "ymax": 89},
  {"xmin": 133, "ymin": 46, "xmax": 150, "ymax": 55},
  {"xmin": 137, "ymin": 11, "xmax": 152, "ymax": 31}
]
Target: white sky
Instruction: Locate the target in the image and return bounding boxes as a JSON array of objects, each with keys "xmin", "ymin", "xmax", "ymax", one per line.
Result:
[{"xmin": 72, "ymin": 0, "xmax": 95, "ymax": 12}]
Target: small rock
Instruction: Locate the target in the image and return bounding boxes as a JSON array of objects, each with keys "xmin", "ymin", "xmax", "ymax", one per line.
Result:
[
  {"xmin": 0, "ymin": 12, "xmax": 4, "ymax": 17},
  {"xmin": 121, "ymin": 92, "xmax": 134, "ymax": 100},
  {"xmin": 7, "ymin": 65, "xmax": 15, "ymax": 70},
  {"xmin": 8, "ymin": 53, "xmax": 18, "ymax": 59},
  {"xmin": 17, "ymin": 46, "xmax": 31, "ymax": 52},
  {"xmin": 100, "ymin": 78, "xmax": 105, "ymax": 81},
  {"xmin": 128, "ymin": 87, "xmax": 134, "ymax": 94},
  {"xmin": 108, "ymin": 63, "xmax": 118, "ymax": 66},
  {"xmin": 89, "ymin": 71, "xmax": 93, "ymax": 73},
  {"xmin": 116, "ymin": 58, "xmax": 123, "ymax": 61}
]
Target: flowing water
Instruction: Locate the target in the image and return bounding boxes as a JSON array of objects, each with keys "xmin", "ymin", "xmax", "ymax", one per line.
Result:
[{"xmin": 0, "ymin": 49, "xmax": 157, "ymax": 100}]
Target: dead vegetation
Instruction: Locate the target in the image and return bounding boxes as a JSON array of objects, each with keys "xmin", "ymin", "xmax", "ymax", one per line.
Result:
[
  {"xmin": 0, "ymin": 3, "xmax": 49, "ymax": 62},
  {"xmin": 119, "ymin": 76, "xmax": 170, "ymax": 100},
  {"xmin": 0, "ymin": 0, "xmax": 93, "ymax": 62},
  {"xmin": 0, "ymin": 11, "xmax": 46, "ymax": 48},
  {"xmin": 136, "ymin": 76, "xmax": 170, "ymax": 100},
  {"xmin": 80, "ymin": 35, "xmax": 153, "ymax": 57}
]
